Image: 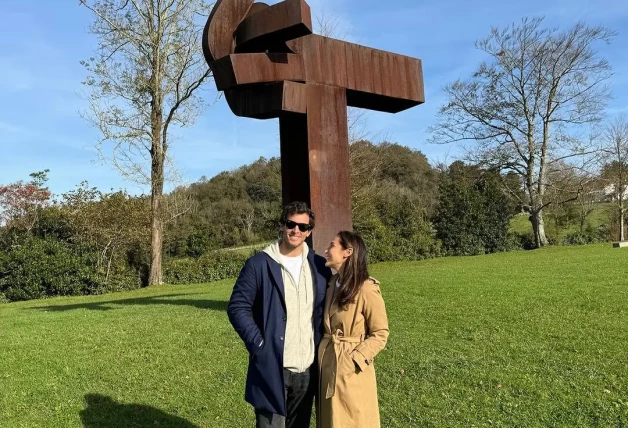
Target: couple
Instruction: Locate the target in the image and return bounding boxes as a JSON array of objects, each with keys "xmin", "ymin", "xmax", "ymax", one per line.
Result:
[{"xmin": 227, "ymin": 201, "xmax": 389, "ymax": 428}]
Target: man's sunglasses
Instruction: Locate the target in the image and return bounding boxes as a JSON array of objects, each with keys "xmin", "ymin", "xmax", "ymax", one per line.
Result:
[{"xmin": 284, "ymin": 220, "xmax": 312, "ymax": 232}]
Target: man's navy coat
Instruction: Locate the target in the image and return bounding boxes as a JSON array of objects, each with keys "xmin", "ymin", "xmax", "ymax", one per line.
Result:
[{"xmin": 227, "ymin": 249, "xmax": 331, "ymax": 416}]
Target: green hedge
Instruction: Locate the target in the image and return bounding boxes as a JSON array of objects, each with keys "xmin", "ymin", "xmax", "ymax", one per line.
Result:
[
  {"xmin": 0, "ymin": 237, "xmax": 141, "ymax": 302},
  {"xmin": 355, "ymin": 210, "xmax": 443, "ymax": 263},
  {"xmin": 0, "ymin": 234, "xmax": 252, "ymax": 302},
  {"xmin": 163, "ymin": 250, "xmax": 251, "ymax": 285}
]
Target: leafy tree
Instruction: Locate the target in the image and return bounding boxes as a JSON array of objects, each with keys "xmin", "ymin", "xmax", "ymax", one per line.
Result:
[
  {"xmin": 379, "ymin": 142, "xmax": 440, "ymax": 217},
  {"xmin": 0, "ymin": 170, "xmax": 51, "ymax": 232},
  {"xmin": 164, "ymin": 157, "xmax": 283, "ymax": 256},
  {"xmin": 350, "ymin": 141, "xmax": 439, "ymax": 221},
  {"xmin": 349, "ymin": 142, "xmax": 441, "ymax": 262},
  {"xmin": 61, "ymin": 183, "xmax": 150, "ymax": 282},
  {"xmin": 434, "ymin": 161, "xmax": 515, "ymax": 255}
]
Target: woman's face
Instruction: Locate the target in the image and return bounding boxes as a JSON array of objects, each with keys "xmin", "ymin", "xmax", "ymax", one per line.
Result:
[{"xmin": 324, "ymin": 236, "xmax": 352, "ymax": 271}]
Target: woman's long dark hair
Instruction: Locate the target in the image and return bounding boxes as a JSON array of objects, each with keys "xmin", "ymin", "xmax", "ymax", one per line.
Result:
[{"xmin": 336, "ymin": 231, "xmax": 369, "ymax": 309}]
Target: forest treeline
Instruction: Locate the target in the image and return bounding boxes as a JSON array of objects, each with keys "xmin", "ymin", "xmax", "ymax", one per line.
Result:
[{"xmin": 0, "ymin": 140, "xmax": 620, "ymax": 302}]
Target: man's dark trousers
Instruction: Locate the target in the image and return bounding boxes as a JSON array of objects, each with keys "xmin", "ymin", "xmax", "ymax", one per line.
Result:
[{"xmin": 255, "ymin": 367, "xmax": 316, "ymax": 428}]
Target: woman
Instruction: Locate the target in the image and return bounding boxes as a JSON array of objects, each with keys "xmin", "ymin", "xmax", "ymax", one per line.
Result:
[{"xmin": 318, "ymin": 231, "xmax": 389, "ymax": 428}]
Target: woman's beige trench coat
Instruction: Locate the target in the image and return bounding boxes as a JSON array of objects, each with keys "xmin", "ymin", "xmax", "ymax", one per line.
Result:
[{"xmin": 317, "ymin": 274, "xmax": 389, "ymax": 428}]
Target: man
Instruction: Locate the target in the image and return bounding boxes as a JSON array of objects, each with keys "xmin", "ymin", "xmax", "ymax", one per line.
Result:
[{"xmin": 228, "ymin": 201, "xmax": 331, "ymax": 428}]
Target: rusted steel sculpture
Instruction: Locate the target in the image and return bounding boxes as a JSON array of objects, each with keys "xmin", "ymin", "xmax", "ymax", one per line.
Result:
[{"xmin": 203, "ymin": 0, "xmax": 424, "ymax": 254}]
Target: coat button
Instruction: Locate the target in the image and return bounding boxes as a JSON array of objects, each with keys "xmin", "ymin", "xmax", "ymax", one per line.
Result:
[
  {"xmin": 282, "ymin": 317, "xmax": 287, "ymax": 321},
  {"xmin": 280, "ymin": 336, "xmax": 284, "ymax": 341}
]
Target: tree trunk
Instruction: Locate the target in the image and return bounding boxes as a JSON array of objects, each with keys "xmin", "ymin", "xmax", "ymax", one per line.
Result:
[
  {"xmin": 106, "ymin": 247, "xmax": 114, "ymax": 282},
  {"xmin": 620, "ymin": 207, "xmax": 625, "ymax": 242},
  {"xmin": 530, "ymin": 209, "xmax": 549, "ymax": 248},
  {"xmin": 579, "ymin": 214, "xmax": 586, "ymax": 235},
  {"xmin": 148, "ymin": 33, "xmax": 164, "ymax": 286},
  {"xmin": 148, "ymin": 152, "xmax": 164, "ymax": 286},
  {"xmin": 148, "ymin": 82, "xmax": 165, "ymax": 285}
]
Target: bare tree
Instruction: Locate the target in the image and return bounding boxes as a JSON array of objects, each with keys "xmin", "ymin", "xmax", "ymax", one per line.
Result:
[
  {"xmin": 542, "ymin": 159, "xmax": 599, "ymax": 234},
  {"xmin": 349, "ymin": 141, "xmax": 384, "ymax": 214},
  {"xmin": 600, "ymin": 114, "xmax": 628, "ymax": 241},
  {"xmin": 574, "ymin": 178, "xmax": 603, "ymax": 235},
  {"xmin": 240, "ymin": 206, "xmax": 256, "ymax": 240},
  {"xmin": 164, "ymin": 186, "xmax": 198, "ymax": 225},
  {"xmin": 79, "ymin": 0, "xmax": 213, "ymax": 285},
  {"xmin": 430, "ymin": 17, "xmax": 615, "ymax": 248},
  {"xmin": 314, "ymin": 9, "xmax": 348, "ymax": 42}
]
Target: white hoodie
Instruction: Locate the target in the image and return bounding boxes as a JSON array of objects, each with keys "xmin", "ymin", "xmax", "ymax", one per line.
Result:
[{"xmin": 264, "ymin": 240, "xmax": 315, "ymax": 373}]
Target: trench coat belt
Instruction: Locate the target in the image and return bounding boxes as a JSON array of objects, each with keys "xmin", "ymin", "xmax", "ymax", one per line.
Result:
[{"xmin": 323, "ymin": 329, "xmax": 364, "ymax": 399}]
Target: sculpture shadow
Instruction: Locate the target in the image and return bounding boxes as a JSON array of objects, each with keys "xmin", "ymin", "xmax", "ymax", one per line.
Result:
[
  {"xmin": 80, "ymin": 394, "xmax": 200, "ymax": 428},
  {"xmin": 31, "ymin": 294, "xmax": 228, "ymax": 313}
]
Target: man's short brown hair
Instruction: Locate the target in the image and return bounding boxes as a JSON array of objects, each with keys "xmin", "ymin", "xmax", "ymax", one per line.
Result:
[{"xmin": 281, "ymin": 201, "xmax": 315, "ymax": 229}]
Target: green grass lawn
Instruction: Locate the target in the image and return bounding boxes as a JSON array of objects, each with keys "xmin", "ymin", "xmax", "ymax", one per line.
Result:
[
  {"xmin": 509, "ymin": 203, "xmax": 615, "ymax": 240},
  {"xmin": 1, "ymin": 244, "xmax": 627, "ymax": 427},
  {"xmin": 219, "ymin": 241, "xmax": 270, "ymax": 255}
]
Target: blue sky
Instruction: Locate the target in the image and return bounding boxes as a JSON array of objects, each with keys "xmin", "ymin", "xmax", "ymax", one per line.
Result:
[{"xmin": 1, "ymin": 0, "xmax": 627, "ymax": 196}]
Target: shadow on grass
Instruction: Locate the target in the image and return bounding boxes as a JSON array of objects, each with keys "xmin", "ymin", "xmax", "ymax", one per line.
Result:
[
  {"xmin": 31, "ymin": 294, "xmax": 228, "ymax": 312},
  {"xmin": 80, "ymin": 394, "xmax": 199, "ymax": 428}
]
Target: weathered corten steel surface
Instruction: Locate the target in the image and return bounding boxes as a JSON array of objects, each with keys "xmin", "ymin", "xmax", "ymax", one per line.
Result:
[
  {"xmin": 212, "ymin": 53, "xmax": 305, "ymax": 91},
  {"xmin": 235, "ymin": 0, "xmax": 313, "ymax": 53},
  {"xmin": 203, "ymin": 0, "xmax": 424, "ymax": 254}
]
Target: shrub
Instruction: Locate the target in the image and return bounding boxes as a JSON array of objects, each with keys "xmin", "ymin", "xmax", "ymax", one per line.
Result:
[
  {"xmin": 509, "ymin": 231, "xmax": 536, "ymax": 250},
  {"xmin": 562, "ymin": 232, "xmax": 591, "ymax": 246},
  {"xmin": 562, "ymin": 224, "xmax": 610, "ymax": 246},
  {"xmin": 0, "ymin": 237, "xmax": 140, "ymax": 302},
  {"xmin": 163, "ymin": 250, "xmax": 251, "ymax": 284},
  {"xmin": 355, "ymin": 204, "xmax": 442, "ymax": 263},
  {"xmin": 434, "ymin": 162, "xmax": 515, "ymax": 256}
]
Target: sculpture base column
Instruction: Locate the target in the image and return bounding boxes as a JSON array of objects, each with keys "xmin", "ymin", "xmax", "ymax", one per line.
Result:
[{"xmin": 279, "ymin": 83, "xmax": 352, "ymax": 255}]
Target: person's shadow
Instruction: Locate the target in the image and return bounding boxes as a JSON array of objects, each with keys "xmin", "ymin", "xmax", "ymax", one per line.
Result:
[{"xmin": 80, "ymin": 394, "xmax": 200, "ymax": 428}]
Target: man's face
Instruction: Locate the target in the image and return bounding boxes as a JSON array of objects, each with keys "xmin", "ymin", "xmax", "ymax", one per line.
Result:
[{"xmin": 282, "ymin": 213, "xmax": 312, "ymax": 250}]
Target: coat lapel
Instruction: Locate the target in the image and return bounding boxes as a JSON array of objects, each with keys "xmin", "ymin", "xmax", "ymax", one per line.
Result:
[
  {"xmin": 266, "ymin": 256, "xmax": 285, "ymax": 306},
  {"xmin": 326, "ymin": 274, "xmax": 341, "ymax": 329}
]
